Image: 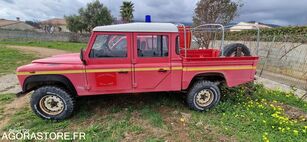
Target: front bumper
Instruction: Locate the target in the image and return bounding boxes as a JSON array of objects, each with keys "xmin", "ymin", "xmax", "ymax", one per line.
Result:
[{"xmin": 16, "ymin": 91, "xmax": 29, "ymax": 97}]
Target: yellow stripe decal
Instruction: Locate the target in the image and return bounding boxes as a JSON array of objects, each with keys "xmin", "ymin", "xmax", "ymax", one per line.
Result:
[
  {"xmin": 135, "ymin": 67, "xmax": 170, "ymax": 71},
  {"xmin": 16, "ymin": 70, "xmax": 84, "ymax": 75},
  {"xmin": 172, "ymin": 67, "xmax": 183, "ymax": 70},
  {"xmin": 183, "ymin": 66, "xmax": 256, "ymax": 71},
  {"xmin": 17, "ymin": 66, "xmax": 256, "ymax": 75},
  {"xmin": 86, "ymin": 68, "xmax": 131, "ymax": 73}
]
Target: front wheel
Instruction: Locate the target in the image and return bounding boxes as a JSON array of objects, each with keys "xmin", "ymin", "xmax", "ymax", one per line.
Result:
[
  {"xmin": 187, "ymin": 81, "xmax": 221, "ymax": 111},
  {"xmin": 30, "ymin": 86, "xmax": 75, "ymax": 120}
]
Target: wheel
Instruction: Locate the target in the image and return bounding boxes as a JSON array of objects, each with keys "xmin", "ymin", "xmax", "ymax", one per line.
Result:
[
  {"xmin": 30, "ymin": 86, "xmax": 75, "ymax": 120},
  {"xmin": 187, "ymin": 81, "xmax": 221, "ymax": 111},
  {"xmin": 222, "ymin": 43, "xmax": 251, "ymax": 57}
]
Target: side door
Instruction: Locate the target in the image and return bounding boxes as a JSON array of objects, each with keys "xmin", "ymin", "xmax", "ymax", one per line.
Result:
[
  {"xmin": 85, "ymin": 32, "xmax": 133, "ymax": 95},
  {"xmin": 133, "ymin": 33, "xmax": 172, "ymax": 92}
]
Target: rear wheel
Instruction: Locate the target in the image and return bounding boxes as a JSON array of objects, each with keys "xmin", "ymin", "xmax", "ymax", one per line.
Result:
[
  {"xmin": 31, "ymin": 86, "xmax": 75, "ymax": 120},
  {"xmin": 187, "ymin": 81, "xmax": 221, "ymax": 111}
]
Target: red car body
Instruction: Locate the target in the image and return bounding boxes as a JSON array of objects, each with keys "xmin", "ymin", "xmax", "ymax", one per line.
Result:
[{"xmin": 16, "ymin": 23, "xmax": 259, "ymax": 97}]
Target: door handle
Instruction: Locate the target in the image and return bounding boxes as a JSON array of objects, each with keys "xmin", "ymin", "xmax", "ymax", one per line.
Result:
[
  {"xmin": 158, "ymin": 68, "xmax": 167, "ymax": 72},
  {"xmin": 118, "ymin": 70, "xmax": 128, "ymax": 74}
]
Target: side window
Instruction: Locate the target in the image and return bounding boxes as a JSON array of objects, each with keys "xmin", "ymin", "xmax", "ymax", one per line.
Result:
[
  {"xmin": 90, "ymin": 34, "xmax": 127, "ymax": 58},
  {"xmin": 137, "ymin": 35, "xmax": 168, "ymax": 57},
  {"xmin": 176, "ymin": 35, "xmax": 180, "ymax": 55}
]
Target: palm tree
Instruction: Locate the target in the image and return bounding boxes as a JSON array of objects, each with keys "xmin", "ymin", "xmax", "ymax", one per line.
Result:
[{"xmin": 120, "ymin": 1, "xmax": 134, "ymax": 23}]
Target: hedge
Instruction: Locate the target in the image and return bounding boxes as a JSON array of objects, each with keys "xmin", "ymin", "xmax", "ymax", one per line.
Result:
[{"xmin": 224, "ymin": 26, "xmax": 307, "ymax": 43}]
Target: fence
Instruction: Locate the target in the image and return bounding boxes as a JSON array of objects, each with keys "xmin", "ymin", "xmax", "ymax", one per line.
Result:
[{"xmin": 0, "ymin": 29, "xmax": 90, "ymax": 42}]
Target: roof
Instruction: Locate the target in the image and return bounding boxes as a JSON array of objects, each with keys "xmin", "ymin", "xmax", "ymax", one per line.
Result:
[
  {"xmin": 40, "ymin": 18, "xmax": 67, "ymax": 26},
  {"xmin": 0, "ymin": 19, "xmax": 21, "ymax": 27},
  {"xmin": 93, "ymin": 23, "xmax": 179, "ymax": 32}
]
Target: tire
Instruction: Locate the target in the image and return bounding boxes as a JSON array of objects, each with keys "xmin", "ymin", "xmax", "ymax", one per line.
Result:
[
  {"xmin": 187, "ymin": 81, "xmax": 221, "ymax": 111},
  {"xmin": 30, "ymin": 86, "xmax": 75, "ymax": 120},
  {"xmin": 222, "ymin": 43, "xmax": 251, "ymax": 57}
]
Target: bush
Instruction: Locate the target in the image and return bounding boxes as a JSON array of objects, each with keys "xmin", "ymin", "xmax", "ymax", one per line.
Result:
[{"xmin": 225, "ymin": 26, "xmax": 307, "ymax": 43}]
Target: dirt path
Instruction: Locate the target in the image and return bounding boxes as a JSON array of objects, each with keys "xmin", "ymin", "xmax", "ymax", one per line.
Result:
[
  {"xmin": 0, "ymin": 45, "xmax": 69, "ymax": 94},
  {"xmin": 6, "ymin": 45, "xmax": 68, "ymax": 58},
  {"xmin": 256, "ymin": 76, "xmax": 307, "ymax": 101},
  {"xmin": 0, "ymin": 45, "xmax": 68, "ymax": 130}
]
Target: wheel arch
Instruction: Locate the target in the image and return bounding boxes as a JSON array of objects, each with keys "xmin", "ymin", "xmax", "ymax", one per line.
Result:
[
  {"xmin": 186, "ymin": 72, "xmax": 227, "ymax": 91},
  {"xmin": 23, "ymin": 75, "xmax": 77, "ymax": 96}
]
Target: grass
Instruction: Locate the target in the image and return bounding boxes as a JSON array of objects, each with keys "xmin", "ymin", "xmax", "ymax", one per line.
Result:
[
  {"xmin": 0, "ymin": 39, "xmax": 87, "ymax": 52},
  {"xmin": 0, "ymin": 45, "xmax": 37, "ymax": 75},
  {"xmin": 1, "ymin": 84, "xmax": 307, "ymax": 141}
]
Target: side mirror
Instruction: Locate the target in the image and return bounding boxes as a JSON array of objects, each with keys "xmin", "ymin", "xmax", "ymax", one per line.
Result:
[{"xmin": 80, "ymin": 48, "xmax": 87, "ymax": 65}]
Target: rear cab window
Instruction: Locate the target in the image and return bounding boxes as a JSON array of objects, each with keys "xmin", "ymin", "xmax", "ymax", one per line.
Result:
[{"xmin": 137, "ymin": 35, "xmax": 168, "ymax": 57}]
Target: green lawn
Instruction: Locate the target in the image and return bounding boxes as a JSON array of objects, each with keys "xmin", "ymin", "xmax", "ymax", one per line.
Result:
[
  {"xmin": 0, "ymin": 46, "xmax": 37, "ymax": 75},
  {"xmin": 0, "ymin": 40, "xmax": 87, "ymax": 52},
  {"xmin": 2, "ymin": 84, "xmax": 306, "ymax": 142}
]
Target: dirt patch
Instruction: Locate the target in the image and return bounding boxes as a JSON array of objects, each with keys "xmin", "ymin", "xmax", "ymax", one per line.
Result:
[
  {"xmin": 0, "ymin": 95, "xmax": 30, "ymax": 129},
  {"xmin": 278, "ymin": 103, "xmax": 307, "ymax": 120},
  {"xmin": 0, "ymin": 74, "xmax": 20, "ymax": 93}
]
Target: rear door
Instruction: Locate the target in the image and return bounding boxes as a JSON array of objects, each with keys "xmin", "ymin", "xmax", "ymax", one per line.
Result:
[
  {"xmin": 133, "ymin": 33, "xmax": 172, "ymax": 91},
  {"xmin": 85, "ymin": 32, "xmax": 133, "ymax": 94}
]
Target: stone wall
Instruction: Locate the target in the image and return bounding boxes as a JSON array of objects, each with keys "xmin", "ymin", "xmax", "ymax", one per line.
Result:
[
  {"xmin": 0, "ymin": 29, "xmax": 89, "ymax": 42},
  {"xmin": 215, "ymin": 40, "xmax": 307, "ymax": 81}
]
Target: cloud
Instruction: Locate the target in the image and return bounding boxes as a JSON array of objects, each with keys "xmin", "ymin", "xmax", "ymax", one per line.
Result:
[
  {"xmin": 100, "ymin": 0, "xmax": 198, "ymax": 23},
  {"xmin": 0, "ymin": 0, "xmax": 86, "ymax": 21},
  {"xmin": 3, "ymin": 0, "xmax": 14, "ymax": 4},
  {"xmin": 0, "ymin": 0, "xmax": 306, "ymax": 26},
  {"xmin": 235, "ymin": 0, "xmax": 307, "ymax": 25}
]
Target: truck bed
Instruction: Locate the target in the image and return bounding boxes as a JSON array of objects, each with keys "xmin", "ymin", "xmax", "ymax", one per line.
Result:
[{"xmin": 181, "ymin": 56, "xmax": 259, "ymax": 89}]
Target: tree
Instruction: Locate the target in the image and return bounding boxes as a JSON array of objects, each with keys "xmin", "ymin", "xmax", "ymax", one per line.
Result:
[
  {"xmin": 192, "ymin": 0, "xmax": 242, "ymax": 48},
  {"xmin": 65, "ymin": 0, "xmax": 113, "ymax": 33},
  {"xmin": 65, "ymin": 15, "xmax": 86, "ymax": 33},
  {"xmin": 120, "ymin": 1, "xmax": 134, "ymax": 23}
]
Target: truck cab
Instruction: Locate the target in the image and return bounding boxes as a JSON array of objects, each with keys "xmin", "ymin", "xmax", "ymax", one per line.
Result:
[
  {"xmin": 16, "ymin": 23, "xmax": 258, "ymax": 120},
  {"xmin": 84, "ymin": 23, "xmax": 182, "ymax": 95}
]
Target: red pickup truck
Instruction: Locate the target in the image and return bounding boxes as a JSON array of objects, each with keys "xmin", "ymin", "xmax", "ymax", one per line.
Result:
[{"xmin": 16, "ymin": 23, "xmax": 258, "ymax": 120}]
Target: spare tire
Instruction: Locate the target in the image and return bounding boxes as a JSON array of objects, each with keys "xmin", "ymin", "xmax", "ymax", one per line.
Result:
[{"xmin": 221, "ymin": 43, "xmax": 251, "ymax": 57}]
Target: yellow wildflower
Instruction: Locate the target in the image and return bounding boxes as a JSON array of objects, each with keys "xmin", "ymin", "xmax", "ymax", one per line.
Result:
[{"xmin": 293, "ymin": 130, "xmax": 299, "ymax": 136}]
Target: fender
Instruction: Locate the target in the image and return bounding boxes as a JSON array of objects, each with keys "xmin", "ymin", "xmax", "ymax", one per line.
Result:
[
  {"xmin": 20, "ymin": 75, "xmax": 77, "ymax": 96},
  {"xmin": 183, "ymin": 72, "xmax": 227, "ymax": 90}
]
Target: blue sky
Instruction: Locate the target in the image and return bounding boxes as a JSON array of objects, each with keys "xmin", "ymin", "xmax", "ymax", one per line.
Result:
[{"xmin": 1, "ymin": 0, "xmax": 306, "ymax": 26}]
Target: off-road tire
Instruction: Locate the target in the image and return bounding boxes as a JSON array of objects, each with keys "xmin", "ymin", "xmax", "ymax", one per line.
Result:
[
  {"xmin": 187, "ymin": 81, "xmax": 221, "ymax": 111},
  {"xmin": 30, "ymin": 86, "xmax": 75, "ymax": 120},
  {"xmin": 222, "ymin": 43, "xmax": 251, "ymax": 57}
]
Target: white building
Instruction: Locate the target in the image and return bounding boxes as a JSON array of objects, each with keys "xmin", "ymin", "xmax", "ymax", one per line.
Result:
[{"xmin": 229, "ymin": 22, "xmax": 273, "ymax": 32}]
